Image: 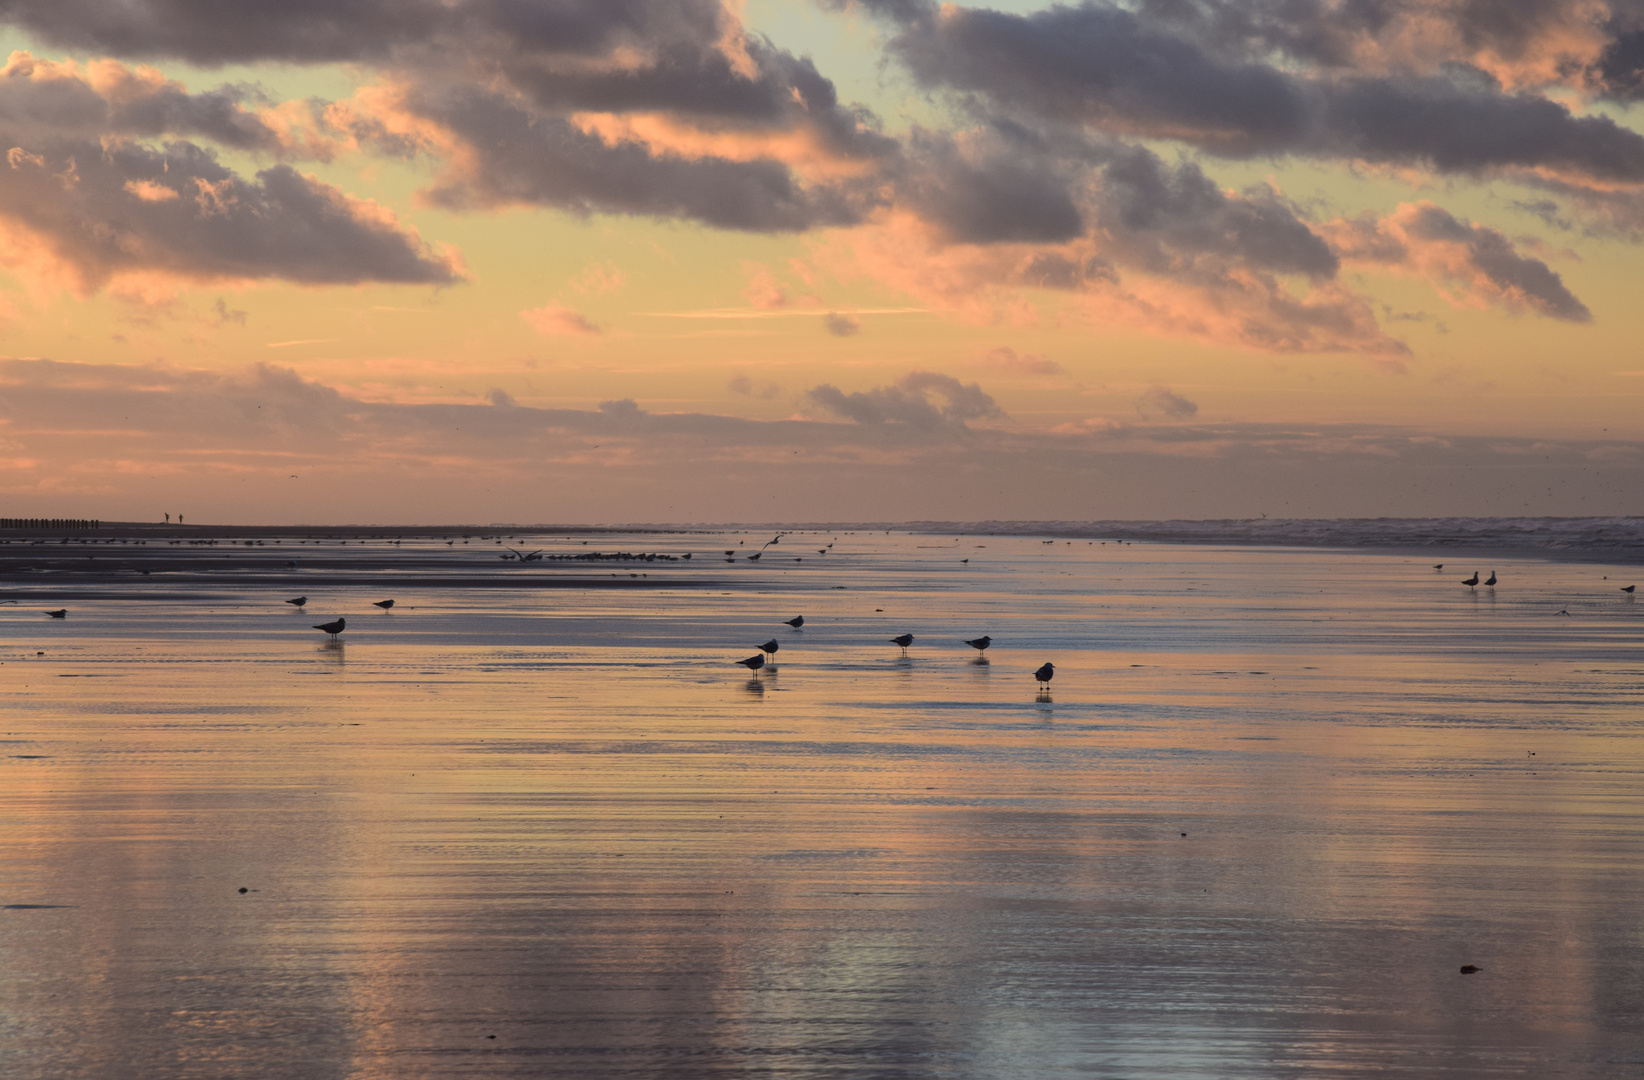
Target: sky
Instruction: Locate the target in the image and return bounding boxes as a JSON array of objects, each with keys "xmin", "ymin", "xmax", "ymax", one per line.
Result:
[{"xmin": 0, "ymin": 0, "xmax": 1642, "ymax": 524}]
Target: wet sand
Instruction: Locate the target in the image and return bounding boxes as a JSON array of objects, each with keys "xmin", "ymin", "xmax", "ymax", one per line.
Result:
[{"xmin": 2, "ymin": 530, "xmax": 1643, "ymax": 1078}]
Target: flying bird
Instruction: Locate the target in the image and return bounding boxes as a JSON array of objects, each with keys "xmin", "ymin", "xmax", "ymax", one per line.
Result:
[
  {"xmin": 373, "ymin": 599, "xmax": 395, "ymax": 609},
  {"xmin": 965, "ymin": 635, "xmax": 992, "ymax": 652},
  {"xmin": 757, "ymin": 639, "xmax": 780, "ymax": 656},
  {"xmin": 1462, "ymin": 572, "xmax": 1479, "ymax": 588},
  {"xmin": 44, "ymin": 609, "xmax": 66, "ymax": 618},
  {"xmin": 735, "ymin": 654, "xmax": 766, "ymax": 672},
  {"xmin": 1034, "ymin": 662, "xmax": 1055, "ymax": 685},
  {"xmin": 786, "ymin": 616, "xmax": 804, "ymax": 628},
  {"xmin": 313, "ymin": 618, "xmax": 346, "ymax": 637},
  {"xmin": 286, "ymin": 597, "xmax": 307, "ymax": 607},
  {"xmin": 1485, "ymin": 571, "xmax": 1497, "ymax": 587}
]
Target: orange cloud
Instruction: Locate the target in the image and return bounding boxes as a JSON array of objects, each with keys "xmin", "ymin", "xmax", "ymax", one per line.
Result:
[{"xmin": 522, "ymin": 303, "xmax": 601, "ymax": 336}]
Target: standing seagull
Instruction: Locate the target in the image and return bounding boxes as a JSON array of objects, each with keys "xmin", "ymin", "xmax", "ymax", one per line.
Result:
[
  {"xmin": 286, "ymin": 597, "xmax": 307, "ymax": 607},
  {"xmin": 1623, "ymin": 585, "xmax": 1637, "ymax": 594},
  {"xmin": 736, "ymin": 654, "xmax": 766, "ymax": 672},
  {"xmin": 1485, "ymin": 571, "xmax": 1497, "ymax": 587},
  {"xmin": 1462, "ymin": 572, "xmax": 1480, "ymax": 589},
  {"xmin": 373, "ymin": 599, "xmax": 395, "ymax": 609},
  {"xmin": 890, "ymin": 633, "xmax": 914, "ymax": 656},
  {"xmin": 1034, "ymin": 662, "xmax": 1055, "ymax": 686},
  {"xmin": 786, "ymin": 616, "xmax": 804, "ymax": 628},
  {"xmin": 757, "ymin": 639, "xmax": 780, "ymax": 657},
  {"xmin": 44, "ymin": 609, "xmax": 66, "ymax": 618},
  {"xmin": 965, "ymin": 635, "xmax": 992, "ymax": 653},
  {"xmin": 313, "ymin": 617, "xmax": 346, "ymax": 637}
]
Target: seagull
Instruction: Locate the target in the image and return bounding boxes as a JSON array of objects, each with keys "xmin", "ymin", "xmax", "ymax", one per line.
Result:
[
  {"xmin": 891, "ymin": 633, "xmax": 913, "ymax": 656},
  {"xmin": 747, "ymin": 552, "xmax": 762, "ymax": 561},
  {"xmin": 286, "ymin": 597, "xmax": 307, "ymax": 607},
  {"xmin": 1034, "ymin": 662, "xmax": 1055, "ymax": 685},
  {"xmin": 44, "ymin": 609, "xmax": 66, "ymax": 618},
  {"xmin": 1623, "ymin": 585, "xmax": 1636, "ymax": 594},
  {"xmin": 373, "ymin": 599, "xmax": 395, "ymax": 609},
  {"xmin": 1485, "ymin": 571, "xmax": 1497, "ymax": 587},
  {"xmin": 965, "ymin": 635, "xmax": 992, "ymax": 652},
  {"xmin": 1462, "ymin": 572, "xmax": 1479, "ymax": 588},
  {"xmin": 757, "ymin": 639, "xmax": 780, "ymax": 656},
  {"xmin": 786, "ymin": 616, "xmax": 804, "ymax": 628},
  {"xmin": 1433, "ymin": 564, "xmax": 1443, "ymax": 571},
  {"xmin": 313, "ymin": 617, "xmax": 345, "ymax": 637},
  {"xmin": 736, "ymin": 653, "xmax": 766, "ymax": 672}
]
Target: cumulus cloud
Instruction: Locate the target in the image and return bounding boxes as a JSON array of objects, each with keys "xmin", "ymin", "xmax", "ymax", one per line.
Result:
[
  {"xmin": 521, "ymin": 303, "xmax": 601, "ymax": 336},
  {"xmin": 0, "ymin": 140, "xmax": 461, "ymax": 293},
  {"xmin": 857, "ymin": 1, "xmax": 1644, "ymax": 195},
  {"xmin": 823, "ymin": 311, "xmax": 860, "ymax": 336},
  {"xmin": 1136, "ymin": 385, "xmax": 1199, "ymax": 419},
  {"xmin": 0, "ymin": 52, "xmax": 461, "ymax": 293},
  {"xmin": 1326, "ymin": 202, "xmax": 1591, "ymax": 320},
  {"xmin": 806, "ymin": 371, "xmax": 1003, "ymax": 428}
]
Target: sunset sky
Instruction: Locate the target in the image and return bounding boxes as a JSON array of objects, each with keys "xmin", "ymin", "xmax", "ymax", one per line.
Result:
[{"xmin": 0, "ymin": 0, "xmax": 1642, "ymax": 524}]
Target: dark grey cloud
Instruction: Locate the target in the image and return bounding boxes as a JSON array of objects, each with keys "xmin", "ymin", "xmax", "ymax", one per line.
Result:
[
  {"xmin": 0, "ymin": 138, "xmax": 461, "ymax": 288},
  {"xmin": 400, "ymin": 88, "xmax": 868, "ymax": 232},
  {"xmin": 861, "ymin": 1, "xmax": 1644, "ymax": 186},
  {"xmin": 1137, "ymin": 385, "xmax": 1199, "ymax": 419},
  {"xmin": 0, "ymin": 0, "xmax": 711, "ymax": 67},
  {"xmin": 0, "ymin": 53, "xmax": 284, "ymax": 151},
  {"xmin": 1398, "ymin": 203, "xmax": 1592, "ymax": 320},
  {"xmin": 807, "ymin": 371, "xmax": 1003, "ymax": 428},
  {"xmin": 823, "ymin": 312, "xmax": 860, "ymax": 336}
]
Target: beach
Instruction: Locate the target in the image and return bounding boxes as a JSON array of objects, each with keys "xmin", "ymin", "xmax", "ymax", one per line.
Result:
[{"xmin": 2, "ymin": 526, "xmax": 1642, "ymax": 1078}]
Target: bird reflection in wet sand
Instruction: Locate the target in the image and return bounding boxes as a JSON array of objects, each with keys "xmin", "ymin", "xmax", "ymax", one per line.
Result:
[{"xmin": 742, "ymin": 678, "xmax": 765, "ymax": 696}]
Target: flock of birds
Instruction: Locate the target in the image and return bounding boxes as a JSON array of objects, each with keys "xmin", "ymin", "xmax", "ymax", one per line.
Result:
[
  {"xmin": 733, "ymin": 622, "xmax": 1054, "ymax": 690},
  {"xmin": 31, "ymin": 552, "xmax": 1637, "ymax": 696}
]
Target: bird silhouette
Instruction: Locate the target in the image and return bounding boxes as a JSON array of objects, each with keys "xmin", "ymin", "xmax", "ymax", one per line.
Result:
[
  {"xmin": 373, "ymin": 599, "xmax": 395, "ymax": 609},
  {"xmin": 1462, "ymin": 572, "xmax": 1479, "ymax": 588},
  {"xmin": 313, "ymin": 618, "xmax": 345, "ymax": 636},
  {"xmin": 1433, "ymin": 564, "xmax": 1443, "ymax": 571},
  {"xmin": 286, "ymin": 597, "xmax": 307, "ymax": 607},
  {"xmin": 746, "ymin": 552, "xmax": 762, "ymax": 561},
  {"xmin": 1623, "ymin": 585, "xmax": 1636, "ymax": 594},
  {"xmin": 757, "ymin": 639, "xmax": 780, "ymax": 656},
  {"xmin": 891, "ymin": 633, "xmax": 913, "ymax": 656},
  {"xmin": 965, "ymin": 635, "xmax": 992, "ymax": 652},
  {"xmin": 44, "ymin": 609, "xmax": 66, "ymax": 618},
  {"xmin": 786, "ymin": 616, "xmax": 804, "ymax": 628},
  {"xmin": 1485, "ymin": 571, "xmax": 1497, "ymax": 587},
  {"xmin": 1034, "ymin": 662, "xmax": 1055, "ymax": 685},
  {"xmin": 736, "ymin": 654, "xmax": 765, "ymax": 672}
]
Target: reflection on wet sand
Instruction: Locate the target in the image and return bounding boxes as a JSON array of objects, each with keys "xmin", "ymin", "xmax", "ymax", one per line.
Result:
[{"xmin": 2, "ymin": 531, "xmax": 1643, "ymax": 1077}]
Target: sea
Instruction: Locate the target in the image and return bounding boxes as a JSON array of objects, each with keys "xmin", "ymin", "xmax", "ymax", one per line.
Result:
[{"xmin": 1, "ymin": 519, "xmax": 1642, "ymax": 1078}]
